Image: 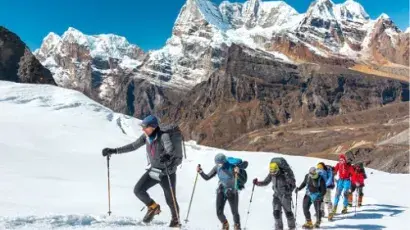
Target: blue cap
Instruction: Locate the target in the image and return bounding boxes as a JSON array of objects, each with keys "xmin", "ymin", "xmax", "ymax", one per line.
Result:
[
  {"xmin": 141, "ymin": 115, "xmax": 159, "ymax": 128},
  {"xmin": 214, "ymin": 153, "xmax": 227, "ymax": 164}
]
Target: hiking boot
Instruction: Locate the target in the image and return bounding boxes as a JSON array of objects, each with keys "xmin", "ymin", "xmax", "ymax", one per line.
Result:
[
  {"xmin": 314, "ymin": 221, "xmax": 321, "ymax": 228},
  {"xmin": 234, "ymin": 223, "xmax": 241, "ymax": 230},
  {"xmin": 358, "ymin": 195, "xmax": 363, "ymax": 207},
  {"xmin": 222, "ymin": 220, "xmax": 229, "ymax": 230},
  {"xmin": 328, "ymin": 212, "xmax": 334, "ymax": 221},
  {"xmin": 142, "ymin": 202, "xmax": 161, "ymax": 223},
  {"xmin": 328, "ymin": 208, "xmax": 336, "ymax": 221},
  {"xmin": 302, "ymin": 220, "xmax": 313, "ymax": 229},
  {"xmin": 169, "ymin": 218, "xmax": 181, "ymax": 228},
  {"xmin": 341, "ymin": 206, "xmax": 348, "ymax": 214},
  {"xmin": 348, "ymin": 193, "xmax": 353, "ymax": 207}
]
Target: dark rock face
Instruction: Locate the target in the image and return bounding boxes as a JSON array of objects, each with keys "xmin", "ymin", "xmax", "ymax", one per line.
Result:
[
  {"xmin": 163, "ymin": 45, "xmax": 407, "ymax": 149},
  {"xmin": 0, "ymin": 26, "xmax": 55, "ymax": 85}
]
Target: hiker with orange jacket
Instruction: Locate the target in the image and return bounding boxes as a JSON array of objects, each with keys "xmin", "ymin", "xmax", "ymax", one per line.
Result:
[
  {"xmin": 329, "ymin": 154, "xmax": 354, "ymax": 219},
  {"xmin": 349, "ymin": 163, "xmax": 367, "ymax": 207}
]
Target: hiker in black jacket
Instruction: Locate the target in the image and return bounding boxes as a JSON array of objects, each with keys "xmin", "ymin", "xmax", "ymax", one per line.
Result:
[
  {"xmin": 296, "ymin": 167, "xmax": 326, "ymax": 229},
  {"xmin": 101, "ymin": 115, "xmax": 180, "ymax": 227}
]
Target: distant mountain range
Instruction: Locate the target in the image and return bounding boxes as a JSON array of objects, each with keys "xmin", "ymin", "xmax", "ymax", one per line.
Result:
[{"xmin": 1, "ymin": 0, "xmax": 408, "ymax": 172}]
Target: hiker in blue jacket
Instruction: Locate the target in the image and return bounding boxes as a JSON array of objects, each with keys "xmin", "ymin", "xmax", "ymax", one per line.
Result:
[
  {"xmin": 197, "ymin": 153, "xmax": 247, "ymax": 230},
  {"xmin": 316, "ymin": 162, "xmax": 334, "ymax": 220}
]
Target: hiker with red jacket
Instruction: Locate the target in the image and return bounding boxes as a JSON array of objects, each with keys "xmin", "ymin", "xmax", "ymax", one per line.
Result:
[
  {"xmin": 330, "ymin": 154, "xmax": 354, "ymax": 218},
  {"xmin": 349, "ymin": 163, "xmax": 367, "ymax": 207}
]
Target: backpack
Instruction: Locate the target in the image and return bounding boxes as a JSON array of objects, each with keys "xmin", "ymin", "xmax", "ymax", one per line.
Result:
[
  {"xmin": 326, "ymin": 165, "xmax": 335, "ymax": 189},
  {"xmin": 354, "ymin": 163, "xmax": 367, "ymax": 179},
  {"xmin": 160, "ymin": 124, "xmax": 186, "ymax": 167},
  {"xmin": 226, "ymin": 157, "xmax": 248, "ymax": 190},
  {"xmin": 270, "ymin": 157, "xmax": 296, "ymax": 191}
]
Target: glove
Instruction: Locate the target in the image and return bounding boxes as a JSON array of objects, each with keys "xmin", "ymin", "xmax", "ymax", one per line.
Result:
[
  {"xmin": 160, "ymin": 154, "xmax": 172, "ymax": 163},
  {"xmin": 355, "ymin": 182, "xmax": 360, "ymax": 187},
  {"xmin": 253, "ymin": 178, "xmax": 258, "ymax": 185},
  {"xmin": 102, "ymin": 148, "xmax": 116, "ymax": 157},
  {"xmin": 196, "ymin": 164, "xmax": 202, "ymax": 173}
]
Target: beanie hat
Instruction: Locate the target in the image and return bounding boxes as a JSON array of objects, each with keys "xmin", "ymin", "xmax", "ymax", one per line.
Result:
[
  {"xmin": 141, "ymin": 115, "xmax": 159, "ymax": 128},
  {"xmin": 214, "ymin": 153, "xmax": 227, "ymax": 164}
]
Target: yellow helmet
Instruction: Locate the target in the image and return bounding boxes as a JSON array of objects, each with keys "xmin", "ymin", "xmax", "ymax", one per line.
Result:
[
  {"xmin": 269, "ymin": 162, "xmax": 279, "ymax": 174},
  {"xmin": 317, "ymin": 163, "xmax": 324, "ymax": 170}
]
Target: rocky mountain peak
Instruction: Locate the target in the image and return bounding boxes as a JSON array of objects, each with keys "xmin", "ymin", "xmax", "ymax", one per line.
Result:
[
  {"xmin": 334, "ymin": 0, "xmax": 369, "ymax": 22},
  {"xmin": 378, "ymin": 13, "xmax": 390, "ymax": 20},
  {"xmin": 174, "ymin": 0, "xmax": 229, "ymax": 35},
  {"xmin": 0, "ymin": 26, "xmax": 55, "ymax": 84},
  {"xmin": 305, "ymin": 0, "xmax": 336, "ymax": 20}
]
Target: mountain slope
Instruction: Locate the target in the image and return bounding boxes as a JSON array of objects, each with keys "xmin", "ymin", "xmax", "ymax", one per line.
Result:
[
  {"xmin": 0, "ymin": 81, "xmax": 409, "ymax": 229},
  {"xmin": 164, "ymin": 44, "xmax": 408, "ymax": 150},
  {"xmin": 0, "ymin": 26, "xmax": 55, "ymax": 84}
]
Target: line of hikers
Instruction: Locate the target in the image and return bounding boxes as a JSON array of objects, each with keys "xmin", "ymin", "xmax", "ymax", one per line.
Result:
[{"xmin": 101, "ymin": 115, "xmax": 367, "ymax": 229}]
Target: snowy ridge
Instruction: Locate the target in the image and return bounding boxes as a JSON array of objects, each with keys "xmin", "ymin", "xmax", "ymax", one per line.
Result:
[
  {"xmin": 1, "ymin": 81, "xmax": 409, "ymax": 229},
  {"xmin": 196, "ymin": 0, "xmax": 230, "ymax": 31},
  {"xmin": 37, "ymin": 27, "xmax": 143, "ymax": 60}
]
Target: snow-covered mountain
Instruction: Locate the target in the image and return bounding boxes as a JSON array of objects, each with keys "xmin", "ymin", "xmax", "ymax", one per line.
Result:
[
  {"xmin": 36, "ymin": 0, "xmax": 409, "ymax": 91},
  {"xmin": 34, "ymin": 27, "xmax": 145, "ymax": 107},
  {"xmin": 0, "ymin": 81, "xmax": 409, "ymax": 229}
]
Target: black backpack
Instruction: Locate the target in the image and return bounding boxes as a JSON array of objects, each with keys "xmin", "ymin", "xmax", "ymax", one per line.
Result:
[
  {"xmin": 271, "ymin": 157, "xmax": 296, "ymax": 191},
  {"xmin": 160, "ymin": 124, "xmax": 186, "ymax": 166}
]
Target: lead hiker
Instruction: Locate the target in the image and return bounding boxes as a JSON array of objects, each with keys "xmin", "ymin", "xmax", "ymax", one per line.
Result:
[
  {"xmin": 101, "ymin": 115, "xmax": 184, "ymax": 227},
  {"xmin": 253, "ymin": 157, "xmax": 296, "ymax": 230},
  {"xmin": 330, "ymin": 154, "xmax": 355, "ymax": 219},
  {"xmin": 197, "ymin": 153, "xmax": 248, "ymax": 230},
  {"xmin": 295, "ymin": 167, "xmax": 326, "ymax": 229}
]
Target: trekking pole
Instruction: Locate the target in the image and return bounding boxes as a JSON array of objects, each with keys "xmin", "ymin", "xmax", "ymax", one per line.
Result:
[
  {"xmin": 184, "ymin": 165, "xmax": 200, "ymax": 223},
  {"xmin": 244, "ymin": 183, "xmax": 256, "ymax": 230},
  {"xmin": 106, "ymin": 154, "xmax": 112, "ymax": 216},
  {"xmin": 354, "ymin": 191, "xmax": 358, "ymax": 216},
  {"xmin": 295, "ymin": 192, "xmax": 298, "ymax": 224},
  {"xmin": 234, "ymin": 169, "xmax": 239, "ymax": 191},
  {"xmin": 165, "ymin": 166, "xmax": 180, "ymax": 224}
]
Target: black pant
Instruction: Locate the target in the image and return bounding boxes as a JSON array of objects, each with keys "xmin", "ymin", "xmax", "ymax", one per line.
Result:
[
  {"xmin": 303, "ymin": 195, "xmax": 322, "ymax": 222},
  {"xmin": 216, "ymin": 188, "xmax": 240, "ymax": 225},
  {"xmin": 351, "ymin": 183, "xmax": 364, "ymax": 196},
  {"xmin": 134, "ymin": 170, "xmax": 179, "ymax": 218}
]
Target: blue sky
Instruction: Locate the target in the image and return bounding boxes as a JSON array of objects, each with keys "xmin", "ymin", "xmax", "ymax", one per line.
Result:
[{"xmin": 0, "ymin": 0, "xmax": 408, "ymax": 51}]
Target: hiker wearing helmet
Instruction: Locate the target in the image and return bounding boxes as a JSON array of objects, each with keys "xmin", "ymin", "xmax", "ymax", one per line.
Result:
[
  {"xmin": 253, "ymin": 161, "xmax": 296, "ymax": 230},
  {"xmin": 330, "ymin": 154, "xmax": 355, "ymax": 218},
  {"xmin": 295, "ymin": 167, "xmax": 326, "ymax": 229},
  {"xmin": 197, "ymin": 153, "xmax": 248, "ymax": 230},
  {"xmin": 316, "ymin": 162, "xmax": 334, "ymax": 220},
  {"xmin": 101, "ymin": 115, "xmax": 181, "ymax": 227}
]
